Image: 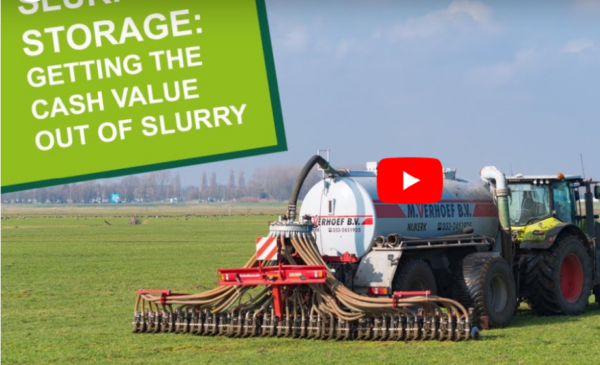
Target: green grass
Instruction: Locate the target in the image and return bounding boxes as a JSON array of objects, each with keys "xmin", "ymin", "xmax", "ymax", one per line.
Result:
[{"xmin": 2, "ymin": 208, "xmax": 600, "ymax": 365}]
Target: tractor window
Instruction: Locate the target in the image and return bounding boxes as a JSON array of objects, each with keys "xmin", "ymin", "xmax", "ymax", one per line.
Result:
[
  {"xmin": 552, "ymin": 182, "xmax": 574, "ymax": 223},
  {"xmin": 508, "ymin": 184, "xmax": 550, "ymax": 226}
]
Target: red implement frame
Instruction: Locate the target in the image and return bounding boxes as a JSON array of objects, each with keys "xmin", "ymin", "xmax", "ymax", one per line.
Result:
[
  {"xmin": 321, "ymin": 252, "xmax": 358, "ymax": 263},
  {"xmin": 218, "ymin": 265, "xmax": 328, "ymax": 317},
  {"xmin": 218, "ymin": 265, "xmax": 328, "ymax": 286},
  {"xmin": 218, "ymin": 234, "xmax": 328, "ymax": 318}
]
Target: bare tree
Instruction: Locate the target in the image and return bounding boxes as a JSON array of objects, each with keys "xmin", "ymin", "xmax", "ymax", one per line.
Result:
[
  {"xmin": 155, "ymin": 171, "xmax": 171, "ymax": 201},
  {"xmin": 209, "ymin": 171, "xmax": 218, "ymax": 199},
  {"xmin": 209, "ymin": 171, "xmax": 217, "ymax": 188},
  {"xmin": 142, "ymin": 173, "xmax": 156, "ymax": 202},
  {"xmin": 236, "ymin": 170, "xmax": 245, "ymax": 199},
  {"xmin": 183, "ymin": 185, "xmax": 199, "ymax": 201},
  {"xmin": 120, "ymin": 176, "xmax": 139, "ymax": 202},
  {"xmin": 226, "ymin": 169, "xmax": 235, "ymax": 199},
  {"xmin": 172, "ymin": 172, "xmax": 182, "ymax": 201},
  {"xmin": 247, "ymin": 168, "xmax": 267, "ymax": 199},
  {"xmin": 199, "ymin": 171, "xmax": 208, "ymax": 199},
  {"xmin": 228, "ymin": 169, "xmax": 235, "ymax": 189},
  {"xmin": 79, "ymin": 181, "xmax": 96, "ymax": 203}
]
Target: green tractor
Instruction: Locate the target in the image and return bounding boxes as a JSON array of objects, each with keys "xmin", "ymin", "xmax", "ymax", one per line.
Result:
[{"xmin": 496, "ymin": 172, "xmax": 600, "ymax": 314}]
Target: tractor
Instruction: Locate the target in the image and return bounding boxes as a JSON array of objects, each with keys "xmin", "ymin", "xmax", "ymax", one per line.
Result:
[{"xmin": 502, "ymin": 172, "xmax": 600, "ymax": 314}]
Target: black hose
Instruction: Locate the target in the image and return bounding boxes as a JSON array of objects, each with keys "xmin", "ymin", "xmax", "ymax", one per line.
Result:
[{"xmin": 288, "ymin": 155, "xmax": 332, "ymax": 221}]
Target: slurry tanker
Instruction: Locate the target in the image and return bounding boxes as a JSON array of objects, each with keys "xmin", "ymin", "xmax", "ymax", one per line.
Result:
[{"xmin": 133, "ymin": 155, "xmax": 600, "ymax": 341}]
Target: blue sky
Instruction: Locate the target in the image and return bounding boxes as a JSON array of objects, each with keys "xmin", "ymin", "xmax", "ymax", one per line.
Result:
[{"xmin": 178, "ymin": 0, "xmax": 599, "ymax": 184}]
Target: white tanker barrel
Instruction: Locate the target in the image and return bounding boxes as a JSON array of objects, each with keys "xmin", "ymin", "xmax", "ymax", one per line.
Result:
[{"xmin": 299, "ymin": 172, "xmax": 500, "ymax": 258}]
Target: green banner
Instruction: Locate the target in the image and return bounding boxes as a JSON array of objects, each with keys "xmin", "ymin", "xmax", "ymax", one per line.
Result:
[{"xmin": 1, "ymin": 0, "xmax": 286, "ymax": 193}]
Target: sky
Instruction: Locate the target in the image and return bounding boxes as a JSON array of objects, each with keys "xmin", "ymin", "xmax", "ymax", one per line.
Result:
[{"xmin": 176, "ymin": 0, "xmax": 600, "ymax": 184}]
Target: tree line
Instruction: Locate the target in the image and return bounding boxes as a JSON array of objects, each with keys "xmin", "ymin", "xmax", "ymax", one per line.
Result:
[{"xmin": 1, "ymin": 165, "xmax": 322, "ymax": 204}]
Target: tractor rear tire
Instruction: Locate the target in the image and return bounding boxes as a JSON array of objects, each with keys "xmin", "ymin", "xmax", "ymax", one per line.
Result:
[
  {"xmin": 392, "ymin": 258, "xmax": 438, "ymax": 295},
  {"xmin": 453, "ymin": 253, "xmax": 516, "ymax": 328},
  {"xmin": 523, "ymin": 235, "xmax": 592, "ymax": 315}
]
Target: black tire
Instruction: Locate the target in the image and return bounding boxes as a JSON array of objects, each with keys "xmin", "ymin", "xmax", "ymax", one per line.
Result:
[
  {"xmin": 523, "ymin": 235, "xmax": 592, "ymax": 315},
  {"xmin": 392, "ymin": 258, "xmax": 438, "ymax": 295},
  {"xmin": 594, "ymin": 285, "xmax": 600, "ymax": 304},
  {"xmin": 453, "ymin": 253, "xmax": 516, "ymax": 328}
]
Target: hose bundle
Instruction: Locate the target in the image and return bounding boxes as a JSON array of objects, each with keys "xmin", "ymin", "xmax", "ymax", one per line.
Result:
[{"xmin": 133, "ymin": 225, "xmax": 476, "ymax": 340}]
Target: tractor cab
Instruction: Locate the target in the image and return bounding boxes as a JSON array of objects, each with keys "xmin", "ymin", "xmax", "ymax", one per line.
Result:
[
  {"xmin": 506, "ymin": 174, "xmax": 600, "ymax": 244},
  {"xmin": 506, "ymin": 174, "xmax": 582, "ymax": 227}
]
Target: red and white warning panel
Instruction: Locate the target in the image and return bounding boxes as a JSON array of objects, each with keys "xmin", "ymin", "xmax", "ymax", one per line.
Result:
[{"xmin": 256, "ymin": 237, "xmax": 279, "ymax": 261}]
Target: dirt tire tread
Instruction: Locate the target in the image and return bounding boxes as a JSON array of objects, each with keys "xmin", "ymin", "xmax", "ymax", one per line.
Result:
[
  {"xmin": 452, "ymin": 253, "xmax": 516, "ymax": 328},
  {"xmin": 523, "ymin": 235, "xmax": 592, "ymax": 315}
]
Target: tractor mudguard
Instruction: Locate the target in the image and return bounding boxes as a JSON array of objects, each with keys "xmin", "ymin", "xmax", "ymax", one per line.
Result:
[{"xmin": 520, "ymin": 223, "xmax": 585, "ymax": 250}]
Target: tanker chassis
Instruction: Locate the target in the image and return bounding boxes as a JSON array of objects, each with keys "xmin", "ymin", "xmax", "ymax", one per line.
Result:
[{"xmin": 133, "ymin": 155, "xmax": 600, "ymax": 340}]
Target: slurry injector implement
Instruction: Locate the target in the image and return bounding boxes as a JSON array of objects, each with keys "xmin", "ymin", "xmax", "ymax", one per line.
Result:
[{"xmin": 133, "ymin": 155, "xmax": 600, "ymax": 341}]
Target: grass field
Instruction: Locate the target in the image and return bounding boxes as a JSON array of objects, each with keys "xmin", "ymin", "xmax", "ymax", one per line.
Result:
[{"xmin": 2, "ymin": 205, "xmax": 600, "ymax": 365}]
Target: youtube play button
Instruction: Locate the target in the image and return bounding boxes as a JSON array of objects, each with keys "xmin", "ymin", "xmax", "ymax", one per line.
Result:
[
  {"xmin": 403, "ymin": 171, "xmax": 420, "ymax": 190},
  {"xmin": 377, "ymin": 158, "xmax": 443, "ymax": 204}
]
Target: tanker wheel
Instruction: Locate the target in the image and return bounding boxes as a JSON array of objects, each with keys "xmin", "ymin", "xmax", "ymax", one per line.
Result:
[
  {"xmin": 523, "ymin": 235, "xmax": 592, "ymax": 315},
  {"xmin": 452, "ymin": 253, "xmax": 516, "ymax": 328},
  {"xmin": 392, "ymin": 258, "xmax": 438, "ymax": 295}
]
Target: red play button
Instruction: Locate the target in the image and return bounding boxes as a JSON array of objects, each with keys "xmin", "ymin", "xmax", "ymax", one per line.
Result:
[{"xmin": 377, "ymin": 157, "xmax": 443, "ymax": 204}]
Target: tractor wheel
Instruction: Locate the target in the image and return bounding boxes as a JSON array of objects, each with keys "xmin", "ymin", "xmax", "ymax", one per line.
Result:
[
  {"xmin": 594, "ymin": 285, "xmax": 600, "ymax": 304},
  {"xmin": 523, "ymin": 235, "xmax": 592, "ymax": 315},
  {"xmin": 453, "ymin": 253, "xmax": 516, "ymax": 328},
  {"xmin": 392, "ymin": 258, "xmax": 438, "ymax": 295}
]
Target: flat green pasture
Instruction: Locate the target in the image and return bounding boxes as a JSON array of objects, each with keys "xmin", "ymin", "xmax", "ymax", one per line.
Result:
[{"xmin": 2, "ymin": 209, "xmax": 600, "ymax": 364}]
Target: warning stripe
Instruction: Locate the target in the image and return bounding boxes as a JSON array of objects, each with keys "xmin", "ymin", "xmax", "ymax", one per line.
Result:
[
  {"xmin": 260, "ymin": 241, "xmax": 277, "ymax": 260},
  {"xmin": 374, "ymin": 204, "xmax": 407, "ymax": 218},
  {"xmin": 473, "ymin": 204, "xmax": 498, "ymax": 217},
  {"xmin": 256, "ymin": 237, "xmax": 278, "ymax": 261},
  {"xmin": 256, "ymin": 237, "xmax": 276, "ymax": 258}
]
